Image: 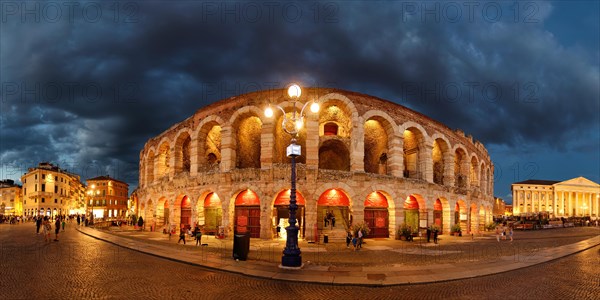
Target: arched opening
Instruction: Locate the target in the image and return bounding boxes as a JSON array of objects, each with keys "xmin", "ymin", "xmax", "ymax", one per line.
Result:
[
  {"xmin": 235, "ymin": 116, "xmax": 262, "ymax": 169},
  {"xmin": 403, "ymin": 128, "xmax": 424, "ymax": 179},
  {"xmin": 273, "ymin": 189, "xmax": 306, "ymax": 239},
  {"xmin": 479, "ymin": 206, "xmax": 486, "ymax": 232},
  {"xmin": 469, "ymin": 203, "xmax": 478, "ymax": 233},
  {"xmin": 434, "ymin": 198, "xmax": 443, "ymax": 233},
  {"xmin": 157, "ymin": 142, "xmax": 171, "ymax": 178},
  {"xmin": 203, "ymin": 192, "xmax": 222, "ymax": 234},
  {"xmin": 454, "ymin": 148, "xmax": 468, "ymax": 189},
  {"xmin": 364, "ymin": 191, "xmax": 389, "ymax": 238},
  {"xmin": 470, "ymin": 156, "xmax": 479, "ymax": 187},
  {"xmin": 317, "ymin": 189, "xmax": 351, "ymax": 236},
  {"xmin": 156, "ymin": 197, "xmax": 169, "ymax": 230},
  {"xmin": 174, "ymin": 133, "xmax": 192, "ymax": 174},
  {"xmin": 404, "ymin": 195, "xmax": 420, "ymax": 233},
  {"xmin": 180, "ymin": 196, "xmax": 191, "ymax": 230},
  {"xmin": 197, "ymin": 122, "xmax": 222, "ymax": 171},
  {"xmin": 323, "ymin": 122, "xmax": 338, "ymax": 136},
  {"xmin": 455, "ymin": 200, "xmax": 467, "ymax": 232},
  {"xmin": 146, "ymin": 150, "xmax": 155, "ymax": 185},
  {"xmin": 318, "ymin": 139, "xmax": 350, "ymax": 171},
  {"xmin": 432, "ymin": 139, "xmax": 449, "ymax": 185},
  {"xmin": 145, "ymin": 200, "xmax": 153, "ymax": 228},
  {"xmin": 364, "ymin": 119, "xmax": 390, "ymax": 175},
  {"xmin": 234, "ymin": 190, "xmax": 260, "ymax": 238}
]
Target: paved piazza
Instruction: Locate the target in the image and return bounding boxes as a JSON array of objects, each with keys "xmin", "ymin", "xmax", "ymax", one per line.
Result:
[{"xmin": 1, "ymin": 223, "xmax": 598, "ymax": 299}]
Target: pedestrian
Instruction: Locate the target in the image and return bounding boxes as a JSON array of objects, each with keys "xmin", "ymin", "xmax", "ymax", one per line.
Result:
[
  {"xmin": 178, "ymin": 226, "xmax": 186, "ymax": 245},
  {"xmin": 76, "ymin": 215, "xmax": 81, "ymax": 226},
  {"xmin": 426, "ymin": 227, "xmax": 431, "ymax": 243},
  {"xmin": 357, "ymin": 229, "xmax": 363, "ymax": 249},
  {"xmin": 324, "ymin": 214, "xmax": 329, "ymax": 227},
  {"xmin": 54, "ymin": 217, "xmax": 61, "ymax": 241},
  {"xmin": 42, "ymin": 217, "xmax": 51, "ymax": 242},
  {"xmin": 194, "ymin": 226, "xmax": 202, "ymax": 246},
  {"xmin": 509, "ymin": 227, "xmax": 513, "ymax": 242},
  {"xmin": 345, "ymin": 231, "xmax": 352, "ymax": 248},
  {"xmin": 36, "ymin": 217, "xmax": 42, "ymax": 234},
  {"xmin": 61, "ymin": 218, "xmax": 66, "ymax": 232},
  {"xmin": 502, "ymin": 227, "xmax": 507, "ymax": 240},
  {"xmin": 331, "ymin": 215, "xmax": 336, "ymax": 228},
  {"xmin": 433, "ymin": 229, "xmax": 438, "ymax": 244},
  {"xmin": 495, "ymin": 226, "xmax": 500, "ymax": 242},
  {"xmin": 352, "ymin": 235, "xmax": 358, "ymax": 251}
]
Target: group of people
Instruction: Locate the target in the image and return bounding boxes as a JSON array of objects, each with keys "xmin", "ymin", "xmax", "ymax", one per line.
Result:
[
  {"xmin": 177, "ymin": 225, "xmax": 204, "ymax": 246},
  {"xmin": 345, "ymin": 230, "xmax": 363, "ymax": 250},
  {"xmin": 426, "ymin": 227, "xmax": 439, "ymax": 244},
  {"xmin": 323, "ymin": 210, "xmax": 336, "ymax": 228},
  {"xmin": 495, "ymin": 225, "xmax": 513, "ymax": 242},
  {"xmin": 34, "ymin": 216, "xmax": 66, "ymax": 242}
]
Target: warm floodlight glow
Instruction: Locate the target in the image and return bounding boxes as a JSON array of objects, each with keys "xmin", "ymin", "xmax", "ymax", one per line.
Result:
[
  {"xmin": 265, "ymin": 106, "xmax": 274, "ymax": 118},
  {"xmin": 310, "ymin": 102, "xmax": 319, "ymax": 113},
  {"xmin": 295, "ymin": 119, "xmax": 304, "ymax": 131},
  {"xmin": 288, "ymin": 84, "xmax": 301, "ymax": 98}
]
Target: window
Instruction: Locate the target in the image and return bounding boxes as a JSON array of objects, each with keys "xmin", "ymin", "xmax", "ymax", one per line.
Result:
[
  {"xmin": 41, "ymin": 184, "xmax": 45, "ymax": 192},
  {"xmin": 35, "ymin": 184, "xmax": 37, "ymax": 192},
  {"xmin": 24, "ymin": 179, "xmax": 26, "ymax": 183},
  {"xmin": 102, "ymin": 200, "xmax": 106, "ymax": 206},
  {"xmin": 24, "ymin": 200, "xmax": 26, "ymax": 205},
  {"xmin": 42, "ymin": 198, "xmax": 45, "ymax": 203},
  {"xmin": 324, "ymin": 122, "xmax": 339, "ymax": 136},
  {"xmin": 54, "ymin": 186, "xmax": 58, "ymax": 193},
  {"xmin": 54, "ymin": 199, "xmax": 57, "ymax": 203},
  {"xmin": 42, "ymin": 174, "xmax": 45, "ymax": 179},
  {"xmin": 35, "ymin": 174, "xmax": 38, "ymax": 180},
  {"xmin": 35, "ymin": 199, "xmax": 37, "ymax": 203},
  {"xmin": 89, "ymin": 200, "xmax": 92, "ymax": 205},
  {"xmin": 102, "ymin": 190, "xmax": 106, "ymax": 196},
  {"xmin": 24, "ymin": 188, "xmax": 26, "ymax": 194}
]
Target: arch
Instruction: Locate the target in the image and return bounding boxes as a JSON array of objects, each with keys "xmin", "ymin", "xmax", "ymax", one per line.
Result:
[
  {"xmin": 272, "ymin": 189, "xmax": 307, "ymax": 239},
  {"xmin": 273, "ymin": 189, "xmax": 306, "ymax": 206},
  {"xmin": 196, "ymin": 117, "xmax": 223, "ymax": 170},
  {"xmin": 157, "ymin": 141, "xmax": 171, "ymax": 178},
  {"xmin": 455, "ymin": 199, "xmax": 467, "ymax": 232},
  {"xmin": 361, "ymin": 110, "xmax": 399, "ymax": 136},
  {"xmin": 479, "ymin": 162, "xmax": 487, "ymax": 194},
  {"xmin": 470, "ymin": 155, "xmax": 480, "ymax": 187},
  {"xmin": 174, "ymin": 130, "xmax": 192, "ymax": 174},
  {"xmin": 454, "ymin": 147, "xmax": 468, "ymax": 188},
  {"xmin": 179, "ymin": 195, "xmax": 192, "ymax": 230},
  {"xmin": 363, "ymin": 115, "xmax": 394, "ymax": 175},
  {"xmin": 469, "ymin": 203, "xmax": 478, "ymax": 234},
  {"xmin": 317, "ymin": 188, "xmax": 352, "ymax": 232},
  {"xmin": 317, "ymin": 92, "xmax": 359, "ymax": 121},
  {"xmin": 318, "ymin": 139, "xmax": 350, "ymax": 171},
  {"xmin": 231, "ymin": 110, "xmax": 262, "ymax": 169},
  {"xmin": 403, "ymin": 195, "xmax": 421, "ymax": 233},
  {"xmin": 434, "ymin": 197, "xmax": 451, "ymax": 234},
  {"xmin": 156, "ymin": 196, "xmax": 169, "ymax": 229},
  {"xmin": 432, "ymin": 137, "xmax": 450, "ymax": 185},
  {"xmin": 318, "ymin": 188, "xmax": 350, "ymax": 206},
  {"xmin": 402, "ymin": 125, "xmax": 427, "ymax": 179},
  {"xmin": 145, "ymin": 150, "xmax": 155, "ymax": 185}
]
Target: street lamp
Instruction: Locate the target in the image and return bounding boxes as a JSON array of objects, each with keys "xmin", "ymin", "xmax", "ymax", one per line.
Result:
[
  {"xmin": 265, "ymin": 83, "xmax": 319, "ymax": 268},
  {"xmin": 87, "ymin": 184, "xmax": 100, "ymax": 225}
]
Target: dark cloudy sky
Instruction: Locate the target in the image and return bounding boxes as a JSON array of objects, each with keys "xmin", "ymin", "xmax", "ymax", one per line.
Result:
[{"xmin": 1, "ymin": 1, "xmax": 598, "ymax": 203}]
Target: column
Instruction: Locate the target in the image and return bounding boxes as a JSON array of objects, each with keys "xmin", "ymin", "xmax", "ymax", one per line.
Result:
[
  {"xmin": 422, "ymin": 141, "xmax": 434, "ymax": 183},
  {"xmin": 305, "ymin": 116, "xmax": 319, "ymax": 168},
  {"xmin": 513, "ymin": 189, "xmax": 518, "ymax": 215},
  {"xmin": 387, "ymin": 133, "xmax": 404, "ymax": 178},
  {"xmin": 220, "ymin": 125, "xmax": 234, "ymax": 172},
  {"xmin": 260, "ymin": 122, "xmax": 274, "ymax": 169},
  {"xmin": 350, "ymin": 116, "xmax": 365, "ymax": 172}
]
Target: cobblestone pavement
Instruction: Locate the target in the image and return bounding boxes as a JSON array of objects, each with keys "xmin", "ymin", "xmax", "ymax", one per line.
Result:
[
  {"xmin": 106, "ymin": 225, "xmax": 599, "ymax": 267},
  {"xmin": 1, "ymin": 223, "xmax": 598, "ymax": 299}
]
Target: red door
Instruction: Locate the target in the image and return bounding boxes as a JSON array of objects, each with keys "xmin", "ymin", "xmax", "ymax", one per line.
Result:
[
  {"xmin": 364, "ymin": 208, "xmax": 389, "ymax": 238},
  {"xmin": 235, "ymin": 206, "xmax": 261, "ymax": 238}
]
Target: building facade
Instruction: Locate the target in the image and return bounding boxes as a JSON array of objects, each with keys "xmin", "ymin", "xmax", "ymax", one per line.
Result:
[
  {"xmin": 493, "ymin": 197, "xmax": 506, "ymax": 217},
  {"xmin": 0, "ymin": 179, "xmax": 23, "ymax": 216},
  {"xmin": 136, "ymin": 88, "xmax": 495, "ymax": 240},
  {"xmin": 512, "ymin": 177, "xmax": 600, "ymax": 218},
  {"xmin": 21, "ymin": 162, "xmax": 85, "ymax": 218},
  {"xmin": 86, "ymin": 175, "xmax": 129, "ymax": 220}
]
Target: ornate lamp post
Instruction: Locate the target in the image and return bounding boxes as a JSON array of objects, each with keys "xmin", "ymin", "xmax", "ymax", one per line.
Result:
[{"xmin": 265, "ymin": 83, "xmax": 319, "ymax": 268}]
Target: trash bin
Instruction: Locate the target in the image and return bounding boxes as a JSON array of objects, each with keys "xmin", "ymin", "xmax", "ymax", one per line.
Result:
[
  {"xmin": 233, "ymin": 232, "xmax": 250, "ymax": 261},
  {"xmin": 323, "ymin": 234, "xmax": 328, "ymax": 243}
]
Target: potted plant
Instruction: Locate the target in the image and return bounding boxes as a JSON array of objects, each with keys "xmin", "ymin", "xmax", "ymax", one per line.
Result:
[
  {"xmin": 398, "ymin": 223, "xmax": 412, "ymax": 241},
  {"xmin": 451, "ymin": 224, "xmax": 462, "ymax": 236}
]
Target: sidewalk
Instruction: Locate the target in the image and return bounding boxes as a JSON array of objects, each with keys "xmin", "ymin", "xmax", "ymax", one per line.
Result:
[{"xmin": 77, "ymin": 226, "xmax": 599, "ymax": 286}]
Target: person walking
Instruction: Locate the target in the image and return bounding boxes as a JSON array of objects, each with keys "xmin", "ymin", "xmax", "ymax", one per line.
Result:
[
  {"xmin": 178, "ymin": 226, "xmax": 186, "ymax": 245},
  {"xmin": 61, "ymin": 218, "xmax": 66, "ymax": 232},
  {"xmin": 495, "ymin": 226, "xmax": 500, "ymax": 242},
  {"xmin": 42, "ymin": 217, "xmax": 51, "ymax": 242},
  {"xmin": 35, "ymin": 217, "xmax": 42, "ymax": 234},
  {"xmin": 502, "ymin": 226, "xmax": 507, "ymax": 240},
  {"xmin": 509, "ymin": 226, "xmax": 514, "ymax": 242},
  {"xmin": 357, "ymin": 229, "xmax": 363, "ymax": 249},
  {"xmin": 345, "ymin": 231, "xmax": 352, "ymax": 248},
  {"xmin": 433, "ymin": 229, "xmax": 438, "ymax": 244},
  {"xmin": 194, "ymin": 226, "xmax": 202, "ymax": 246},
  {"xmin": 426, "ymin": 227, "xmax": 431, "ymax": 243},
  {"xmin": 54, "ymin": 217, "xmax": 61, "ymax": 241}
]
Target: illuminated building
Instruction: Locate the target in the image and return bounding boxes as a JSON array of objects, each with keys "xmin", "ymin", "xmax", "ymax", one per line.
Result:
[{"xmin": 136, "ymin": 88, "xmax": 495, "ymax": 239}]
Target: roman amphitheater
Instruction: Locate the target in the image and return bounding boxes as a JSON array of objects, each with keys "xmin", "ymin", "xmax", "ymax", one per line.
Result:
[{"xmin": 134, "ymin": 87, "xmax": 494, "ymax": 241}]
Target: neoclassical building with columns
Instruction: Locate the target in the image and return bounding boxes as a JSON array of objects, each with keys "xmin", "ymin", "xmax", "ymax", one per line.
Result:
[
  {"xmin": 512, "ymin": 177, "xmax": 600, "ymax": 218},
  {"xmin": 135, "ymin": 87, "xmax": 494, "ymax": 240}
]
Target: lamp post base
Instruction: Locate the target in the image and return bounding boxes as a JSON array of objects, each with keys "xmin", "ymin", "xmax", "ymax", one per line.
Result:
[{"xmin": 280, "ymin": 256, "xmax": 303, "ymax": 269}]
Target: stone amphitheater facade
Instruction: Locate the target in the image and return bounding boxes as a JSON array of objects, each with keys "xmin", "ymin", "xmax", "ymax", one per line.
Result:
[{"xmin": 134, "ymin": 88, "xmax": 494, "ymax": 240}]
